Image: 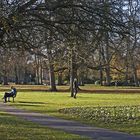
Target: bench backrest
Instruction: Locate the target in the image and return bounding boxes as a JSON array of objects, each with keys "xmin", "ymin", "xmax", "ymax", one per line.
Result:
[
  {"xmin": 12, "ymin": 89, "xmax": 17, "ymax": 102},
  {"xmin": 12, "ymin": 88, "xmax": 17, "ymax": 98},
  {"xmin": 13, "ymin": 91, "xmax": 17, "ymax": 98}
]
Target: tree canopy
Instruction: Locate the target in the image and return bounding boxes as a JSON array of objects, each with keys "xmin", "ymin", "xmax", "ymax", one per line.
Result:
[{"xmin": 0, "ymin": 0, "xmax": 140, "ymax": 92}]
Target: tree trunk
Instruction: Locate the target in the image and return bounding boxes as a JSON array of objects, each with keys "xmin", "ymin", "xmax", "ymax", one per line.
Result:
[
  {"xmin": 35, "ymin": 55, "xmax": 39, "ymax": 84},
  {"xmin": 99, "ymin": 45, "xmax": 103, "ymax": 86},
  {"xmin": 3, "ymin": 76, "xmax": 8, "ymax": 85},
  {"xmin": 49, "ymin": 63, "xmax": 57, "ymax": 91},
  {"xmin": 132, "ymin": 64, "xmax": 139, "ymax": 87},
  {"xmin": 105, "ymin": 65, "xmax": 111, "ymax": 86},
  {"xmin": 70, "ymin": 49, "xmax": 74, "ymax": 97},
  {"xmin": 79, "ymin": 71, "xmax": 84, "ymax": 86},
  {"xmin": 99, "ymin": 65, "xmax": 103, "ymax": 86},
  {"xmin": 38, "ymin": 61, "xmax": 43, "ymax": 85},
  {"xmin": 125, "ymin": 64, "xmax": 129, "ymax": 85},
  {"xmin": 35, "ymin": 55, "xmax": 43, "ymax": 85},
  {"xmin": 15, "ymin": 66, "xmax": 19, "ymax": 84},
  {"xmin": 48, "ymin": 49, "xmax": 57, "ymax": 91},
  {"xmin": 58, "ymin": 72, "xmax": 63, "ymax": 85},
  {"xmin": 104, "ymin": 33, "xmax": 111, "ymax": 86},
  {"xmin": 70, "ymin": 49, "xmax": 78, "ymax": 96},
  {"xmin": 23, "ymin": 68, "xmax": 28, "ymax": 84}
]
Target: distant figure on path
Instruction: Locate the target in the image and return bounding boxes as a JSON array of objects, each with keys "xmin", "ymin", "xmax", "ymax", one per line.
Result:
[
  {"xmin": 2, "ymin": 86, "xmax": 17, "ymax": 103},
  {"xmin": 73, "ymin": 78, "xmax": 78, "ymax": 99}
]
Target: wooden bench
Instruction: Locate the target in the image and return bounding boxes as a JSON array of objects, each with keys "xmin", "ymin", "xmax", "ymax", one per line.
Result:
[{"xmin": 7, "ymin": 91, "xmax": 17, "ymax": 102}]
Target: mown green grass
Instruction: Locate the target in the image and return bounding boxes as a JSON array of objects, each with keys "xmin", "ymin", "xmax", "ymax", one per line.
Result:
[
  {"xmin": 60, "ymin": 106, "xmax": 140, "ymax": 135},
  {"xmin": 0, "ymin": 111, "xmax": 89, "ymax": 140},
  {"xmin": 1, "ymin": 91, "xmax": 140, "ymax": 136},
  {"xmin": 80, "ymin": 84, "xmax": 140, "ymax": 89}
]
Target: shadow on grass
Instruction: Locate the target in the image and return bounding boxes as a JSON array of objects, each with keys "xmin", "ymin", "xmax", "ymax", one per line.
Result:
[
  {"xmin": 11, "ymin": 101, "xmax": 48, "ymax": 107},
  {"xmin": 14, "ymin": 104, "xmax": 43, "ymax": 107},
  {"xmin": 18, "ymin": 101, "xmax": 47, "ymax": 104}
]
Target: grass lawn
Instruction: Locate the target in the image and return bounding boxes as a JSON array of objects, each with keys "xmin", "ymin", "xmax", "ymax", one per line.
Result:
[
  {"xmin": 0, "ymin": 91, "xmax": 140, "ymax": 136},
  {"xmin": 1, "ymin": 84, "xmax": 140, "ymax": 92},
  {"xmin": 0, "ymin": 111, "xmax": 90, "ymax": 140}
]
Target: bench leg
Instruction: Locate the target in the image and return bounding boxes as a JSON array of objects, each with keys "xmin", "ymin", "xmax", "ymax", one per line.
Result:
[{"xmin": 8, "ymin": 97, "xmax": 10, "ymax": 102}]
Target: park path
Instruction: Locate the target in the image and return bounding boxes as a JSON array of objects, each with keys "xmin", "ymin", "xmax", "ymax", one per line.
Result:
[{"xmin": 0, "ymin": 102, "xmax": 140, "ymax": 140}]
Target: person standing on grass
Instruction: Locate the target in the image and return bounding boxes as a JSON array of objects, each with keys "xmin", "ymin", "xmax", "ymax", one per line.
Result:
[
  {"xmin": 73, "ymin": 78, "xmax": 78, "ymax": 99},
  {"xmin": 2, "ymin": 86, "xmax": 17, "ymax": 103}
]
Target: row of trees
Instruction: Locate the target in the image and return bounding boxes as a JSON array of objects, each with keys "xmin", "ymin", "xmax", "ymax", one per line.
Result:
[{"xmin": 0, "ymin": 0, "xmax": 140, "ymax": 94}]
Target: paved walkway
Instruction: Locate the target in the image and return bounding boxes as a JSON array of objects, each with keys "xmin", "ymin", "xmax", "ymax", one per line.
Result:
[{"xmin": 0, "ymin": 102, "xmax": 140, "ymax": 140}]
